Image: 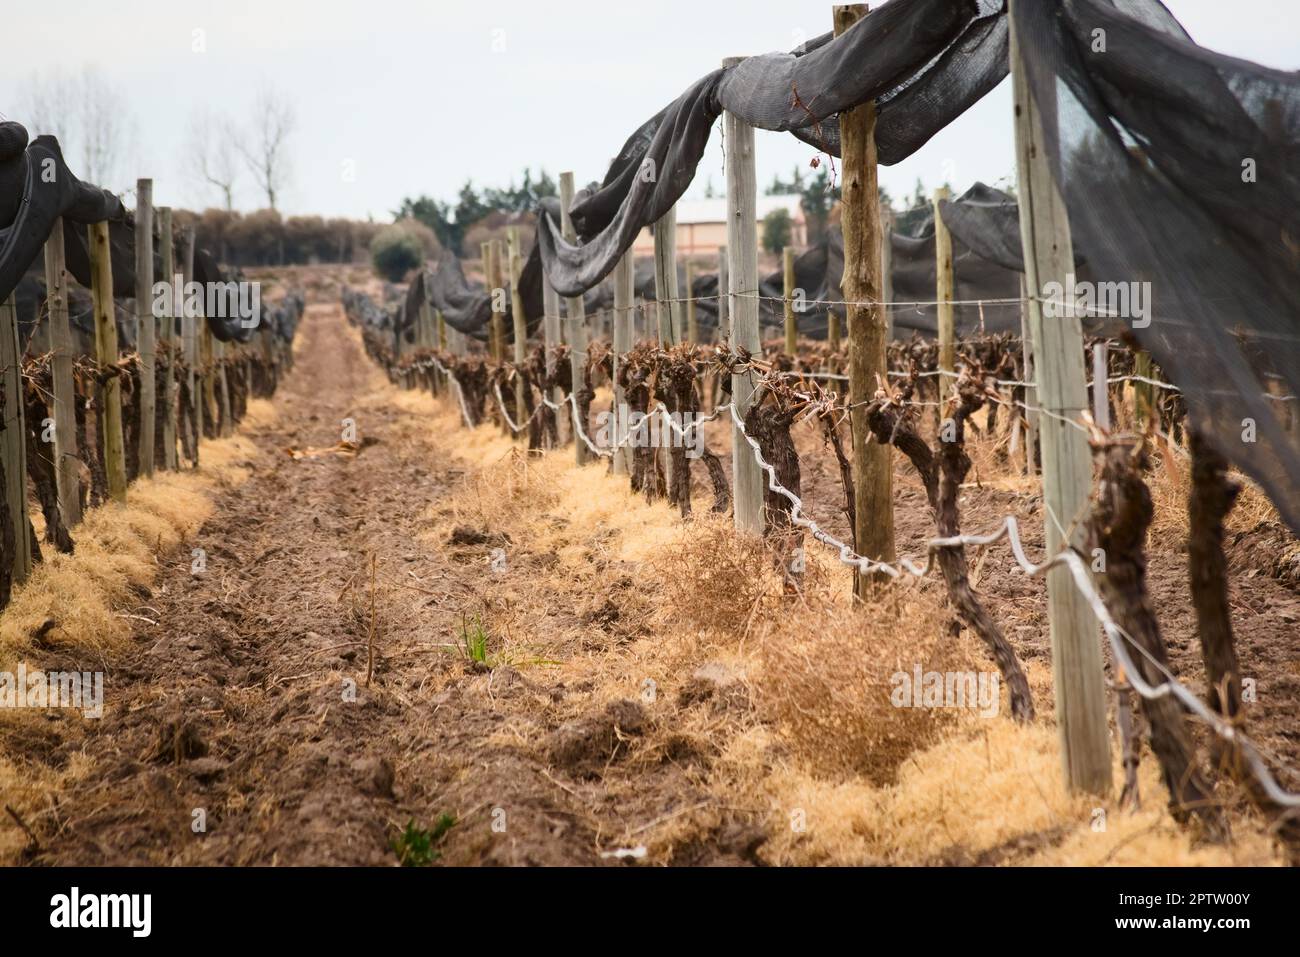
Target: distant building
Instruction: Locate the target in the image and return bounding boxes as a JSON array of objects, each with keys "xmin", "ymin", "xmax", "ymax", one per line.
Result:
[{"xmin": 631, "ymin": 194, "xmax": 806, "ymax": 256}]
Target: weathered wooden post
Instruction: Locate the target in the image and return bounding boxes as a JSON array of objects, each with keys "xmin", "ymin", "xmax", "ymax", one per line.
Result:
[
  {"xmin": 507, "ymin": 226, "xmax": 528, "ymax": 426},
  {"xmin": 652, "ymin": 205, "xmax": 681, "ymax": 345},
  {"xmin": 183, "ymin": 226, "xmax": 201, "ymax": 466},
  {"xmin": 490, "ymin": 238, "xmax": 507, "ymax": 368},
  {"xmin": 478, "ymin": 242, "xmax": 492, "ymax": 363},
  {"xmin": 612, "ymin": 249, "xmax": 635, "ymax": 475},
  {"xmin": 1019, "ymin": 274, "xmax": 1039, "ymax": 473},
  {"xmin": 559, "ymin": 172, "xmax": 590, "ymax": 465},
  {"xmin": 1133, "ymin": 348, "xmax": 1154, "ymax": 428},
  {"xmin": 783, "ymin": 246, "xmax": 798, "ymax": 355},
  {"xmin": 158, "ymin": 208, "xmax": 178, "ymax": 471},
  {"xmin": 1010, "ymin": 0, "xmax": 1111, "ymax": 794},
  {"xmin": 722, "ymin": 56, "xmax": 764, "ymax": 535},
  {"xmin": 1092, "ymin": 341, "xmax": 1110, "ymax": 431},
  {"xmin": 835, "ymin": 3, "xmax": 895, "ymax": 590},
  {"xmin": 135, "ymin": 179, "xmax": 156, "ymax": 475},
  {"xmin": 716, "ymin": 247, "xmax": 729, "ymax": 343},
  {"xmin": 44, "ymin": 219, "xmax": 83, "ymax": 524},
  {"xmin": 933, "ymin": 185, "xmax": 955, "ymax": 403},
  {"xmin": 541, "ymin": 266, "xmax": 564, "ymax": 419},
  {"xmin": 218, "ymin": 337, "xmax": 235, "ymax": 436},
  {"xmin": 417, "ymin": 277, "xmax": 437, "ymax": 394},
  {"xmin": 0, "ymin": 293, "xmax": 32, "ymax": 584},
  {"xmin": 201, "ymin": 307, "xmax": 218, "ymax": 433},
  {"xmin": 89, "ymin": 222, "xmax": 127, "ymax": 502}
]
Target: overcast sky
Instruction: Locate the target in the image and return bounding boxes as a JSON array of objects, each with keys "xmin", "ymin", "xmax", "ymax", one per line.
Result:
[{"xmin": 4, "ymin": 0, "xmax": 1296, "ymax": 220}]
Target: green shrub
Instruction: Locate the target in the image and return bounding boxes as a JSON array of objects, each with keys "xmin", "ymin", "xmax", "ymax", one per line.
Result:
[
  {"xmin": 762, "ymin": 208, "xmax": 793, "ymax": 254},
  {"xmin": 370, "ymin": 225, "xmax": 425, "ymax": 282}
]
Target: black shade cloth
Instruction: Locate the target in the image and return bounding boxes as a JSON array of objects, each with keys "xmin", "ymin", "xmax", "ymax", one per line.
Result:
[
  {"xmin": 0, "ymin": 124, "xmax": 124, "ymax": 303},
  {"xmin": 538, "ymin": 0, "xmax": 1009, "ymax": 299},
  {"xmin": 1011, "ymin": 0, "xmax": 1300, "ymax": 535}
]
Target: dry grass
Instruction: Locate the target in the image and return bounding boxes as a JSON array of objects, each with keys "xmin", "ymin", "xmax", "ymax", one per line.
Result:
[
  {"xmin": 400, "ymin": 380, "xmax": 1288, "ymax": 867},
  {"xmin": 753, "ymin": 590, "xmax": 974, "ymax": 784},
  {"xmin": 0, "ymin": 401, "xmax": 274, "ymax": 864},
  {"xmin": 0, "ymin": 413, "xmax": 268, "ymax": 666}
]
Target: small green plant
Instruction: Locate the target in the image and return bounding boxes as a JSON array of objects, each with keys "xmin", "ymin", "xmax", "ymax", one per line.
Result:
[
  {"xmin": 391, "ymin": 814, "xmax": 456, "ymax": 866},
  {"xmin": 458, "ymin": 614, "xmax": 491, "ymax": 665}
]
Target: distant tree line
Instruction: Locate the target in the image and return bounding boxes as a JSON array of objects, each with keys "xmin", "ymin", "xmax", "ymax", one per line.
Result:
[
  {"xmin": 173, "ymin": 208, "xmax": 384, "ymax": 269},
  {"xmin": 394, "ymin": 168, "xmax": 557, "ymax": 256}
]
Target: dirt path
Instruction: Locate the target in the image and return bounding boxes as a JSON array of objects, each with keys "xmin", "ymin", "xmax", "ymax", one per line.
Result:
[{"xmin": 39, "ymin": 302, "xmax": 740, "ymax": 866}]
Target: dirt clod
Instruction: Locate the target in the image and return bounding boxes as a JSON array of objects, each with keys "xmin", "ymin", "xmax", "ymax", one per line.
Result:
[
  {"xmin": 153, "ymin": 718, "xmax": 208, "ymax": 764},
  {"xmin": 547, "ymin": 699, "xmax": 648, "ymax": 778},
  {"xmin": 350, "ymin": 756, "xmax": 395, "ymax": 798}
]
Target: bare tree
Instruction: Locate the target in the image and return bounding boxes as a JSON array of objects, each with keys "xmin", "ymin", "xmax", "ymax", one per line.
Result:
[
  {"xmin": 77, "ymin": 66, "xmax": 127, "ymax": 186},
  {"xmin": 19, "ymin": 66, "xmax": 131, "ymax": 189},
  {"xmin": 20, "ymin": 68, "xmax": 77, "ymax": 144},
  {"xmin": 237, "ymin": 85, "xmax": 295, "ymax": 210},
  {"xmin": 186, "ymin": 107, "xmax": 240, "ymax": 210}
]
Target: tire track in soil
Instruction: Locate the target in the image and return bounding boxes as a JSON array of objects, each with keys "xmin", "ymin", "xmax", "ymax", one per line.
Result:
[{"xmin": 39, "ymin": 302, "xmax": 699, "ymax": 867}]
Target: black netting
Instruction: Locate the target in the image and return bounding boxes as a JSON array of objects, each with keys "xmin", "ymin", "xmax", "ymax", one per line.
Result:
[
  {"xmin": 1, "ymin": 120, "xmax": 288, "ymax": 348},
  {"xmin": 538, "ymin": 0, "xmax": 1008, "ymax": 298},
  {"xmin": 0, "ymin": 125, "xmax": 124, "ymax": 304},
  {"xmin": 1012, "ymin": 0, "xmax": 1300, "ymax": 534}
]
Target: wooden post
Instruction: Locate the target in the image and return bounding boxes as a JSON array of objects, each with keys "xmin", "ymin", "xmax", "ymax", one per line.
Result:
[
  {"xmin": 716, "ymin": 248, "xmax": 729, "ymax": 343},
  {"xmin": 880, "ymin": 203, "xmax": 895, "ymax": 343},
  {"xmin": 507, "ymin": 226, "xmax": 528, "ymax": 426},
  {"xmin": 418, "ymin": 280, "xmax": 437, "ymax": 394},
  {"xmin": 89, "ymin": 221, "xmax": 127, "ymax": 502},
  {"xmin": 135, "ymin": 179, "xmax": 156, "ymax": 475},
  {"xmin": 835, "ymin": 4, "xmax": 895, "ymax": 591},
  {"xmin": 44, "ymin": 219, "xmax": 82, "ymax": 524},
  {"xmin": 541, "ymin": 275, "xmax": 563, "ymax": 413},
  {"xmin": 1019, "ymin": 274, "xmax": 1039, "ymax": 474},
  {"xmin": 217, "ymin": 337, "xmax": 233, "ymax": 436},
  {"xmin": 479, "ymin": 242, "xmax": 493, "ymax": 363},
  {"xmin": 1133, "ymin": 348, "xmax": 1153, "ymax": 428},
  {"xmin": 723, "ymin": 56, "xmax": 764, "ymax": 536},
  {"xmin": 933, "ymin": 186, "xmax": 955, "ymax": 400},
  {"xmin": 652, "ymin": 206, "xmax": 681, "ymax": 345},
  {"xmin": 828, "ymin": 311, "xmax": 841, "ymax": 352},
  {"xmin": 559, "ymin": 172, "xmax": 590, "ymax": 465},
  {"xmin": 1010, "ymin": 0, "xmax": 1111, "ymax": 794},
  {"xmin": 489, "ymin": 239, "xmax": 507, "ymax": 366},
  {"xmin": 183, "ymin": 227, "xmax": 201, "ymax": 466},
  {"xmin": 612, "ymin": 249, "xmax": 634, "ymax": 475},
  {"xmin": 684, "ymin": 260, "xmax": 698, "ymax": 344},
  {"xmin": 1092, "ymin": 341, "xmax": 1110, "ymax": 431},
  {"xmin": 201, "ymin": 309, "xmax": 218, "ymax": 432},
  {"xmin": 157, "ymin": 209, "xmax": 178, "ymax": 470},
  {"xmin": 783, "ymin": 246, "xmax": 797, "ymax": 355},
  {"xmin": 0, "ymin": 293, "xmax": 32, "ymax": 584}
]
